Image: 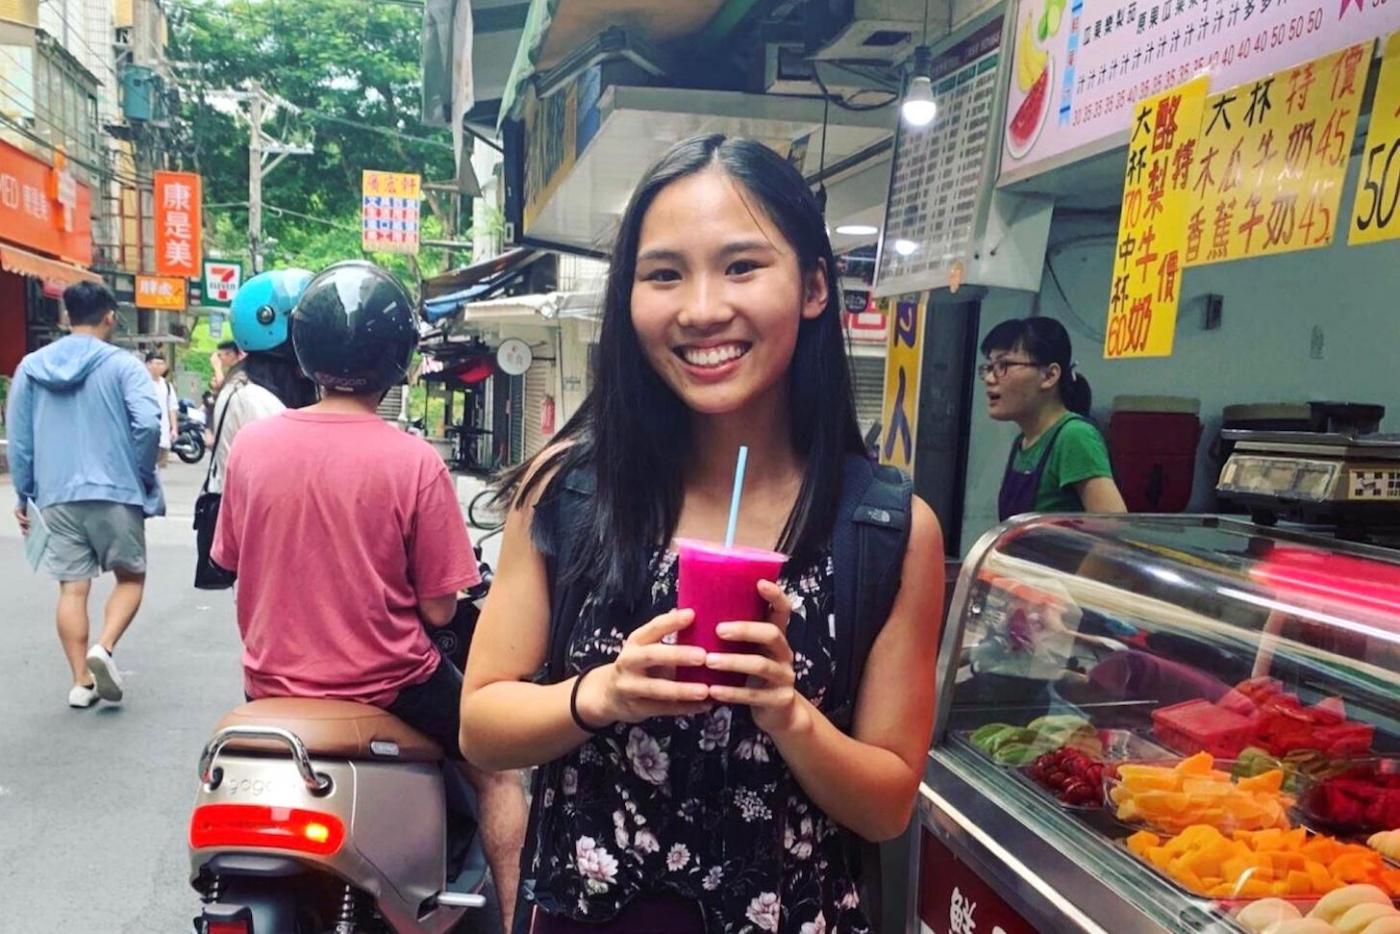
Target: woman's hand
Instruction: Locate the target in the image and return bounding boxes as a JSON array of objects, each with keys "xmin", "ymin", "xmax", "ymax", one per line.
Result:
[
  {"xmin": 703, "ymin": 580, "xmax": 808, "ymax": 737},
  {"xmin": 575, "ymin": 609, "xmax": 714, "ymax": 728}
]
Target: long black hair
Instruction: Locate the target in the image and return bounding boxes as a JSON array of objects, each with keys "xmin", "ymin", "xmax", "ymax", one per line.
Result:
[
  {"xmin": 503, "ymin": 134, "xmax": 864, "ymax": 607},
  {"xmin": 242, "ymin": 352, "xmax": 318, "ymax": 409},
  {"xmin": 980, "ymin": 316, "xmax": 1092, "ymax": 416}
]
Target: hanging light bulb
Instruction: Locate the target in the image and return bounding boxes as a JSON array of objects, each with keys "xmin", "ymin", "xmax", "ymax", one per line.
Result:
[{"xmin": 902, "ymin": 45, "xmax": 936, "ymax": 127}]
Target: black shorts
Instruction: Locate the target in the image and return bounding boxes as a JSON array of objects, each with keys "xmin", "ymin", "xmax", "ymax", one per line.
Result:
[{"xmin": 387, "ymin": 654, "xmax": 466, "ymax": 761}]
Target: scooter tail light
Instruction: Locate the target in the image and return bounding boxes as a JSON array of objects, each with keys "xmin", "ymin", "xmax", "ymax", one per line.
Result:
[
  {"xmin": 190, "ymin": 804, "xmax": 345, "ymax": 856},
  {"xmin": 207, "ymin": 923, "xmax": 250, "ymax": 934}
]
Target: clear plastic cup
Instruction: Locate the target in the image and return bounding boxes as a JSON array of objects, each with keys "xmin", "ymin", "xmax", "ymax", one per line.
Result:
[{"xmin": 674, "ymin": 539, "xmax": 788, "ymax": 688}]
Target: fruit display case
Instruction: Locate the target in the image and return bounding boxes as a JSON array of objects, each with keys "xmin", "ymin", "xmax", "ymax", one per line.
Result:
[{"xmin": 900, "ymin": 515, "xmax": 1400, "ymax": 934}]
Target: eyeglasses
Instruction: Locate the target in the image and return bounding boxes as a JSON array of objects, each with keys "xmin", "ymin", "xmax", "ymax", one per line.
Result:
[{"xmin": 978, "ymin": 358, "xmax": 1041, "ymax": 380}]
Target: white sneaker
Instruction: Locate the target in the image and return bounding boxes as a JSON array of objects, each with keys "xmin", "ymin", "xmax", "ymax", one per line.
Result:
[
  {"xmin": 85, "ymin": 645, "xmax": 124, "ymax": 702},
  {"xmin": 68, "ymin": 683, "xmax": 99, "ymax": 708}
]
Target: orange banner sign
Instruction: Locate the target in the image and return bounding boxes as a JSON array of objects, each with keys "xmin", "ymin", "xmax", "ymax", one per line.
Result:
[
  {"xmin": 1105, "ymin": 76, "xmax": 1209, "ymax": 359},
  {"xmin": 135, "ymin": 274, "xmax": 187, "ymax": 310},
  {"xmin": 0, "ymin": 139, "xmax": 93, "ymax": 264},
  {"xmin": 153, "ymin": 171, "xmax": 202, "ymax": 278},
  {"xmin": 1185, "ymin": 42, "xmax": 1372, "ymax": 266}
]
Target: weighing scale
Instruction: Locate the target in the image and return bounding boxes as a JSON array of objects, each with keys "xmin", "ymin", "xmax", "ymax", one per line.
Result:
[{"xmin": 1217, "ymin": 430, "xmax": 1400, "ymax": 534}]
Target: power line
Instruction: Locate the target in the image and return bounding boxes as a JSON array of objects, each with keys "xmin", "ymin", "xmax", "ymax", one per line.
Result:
[
  {"xmin": 299, "ymin": 108, "xmax": 454, "ymax": 152},
  {"xmin": 0, "ymin": 51, "xmax": 156, "ymax": 190},
  {"xmin": 35, "ymin": 0, "xmax": 122, "ymax": 86},
  {"xmin": 0, "ymin": 79, "xmax": 152, "ymax": 188},
  {"xmin": 0, "ymin": 111, "xmax": 150, "ymax": 189},
  {"xmin": 264, "ymin": 203, "xmax": 362, "ymax": 233}
]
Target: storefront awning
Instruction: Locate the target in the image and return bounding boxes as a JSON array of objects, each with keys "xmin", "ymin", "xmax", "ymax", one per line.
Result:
[
  {"xmin": 0, "ymin": 244, "xmax": 101, "ymax": 289},
  {"xmin": 449, "ymin": 290, "xmax": 600, "ymax": 328}
]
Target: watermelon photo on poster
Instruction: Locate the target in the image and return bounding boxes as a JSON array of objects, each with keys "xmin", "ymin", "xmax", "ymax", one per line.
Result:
[{"xmin": 1007, "ymin": 0, "xmax": 1067, "ymax": 159}]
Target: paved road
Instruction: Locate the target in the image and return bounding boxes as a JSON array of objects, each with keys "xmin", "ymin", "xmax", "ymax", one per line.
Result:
[{"xmin": 0, "ymin": 458, "xmax": 504, "ymax": 931}]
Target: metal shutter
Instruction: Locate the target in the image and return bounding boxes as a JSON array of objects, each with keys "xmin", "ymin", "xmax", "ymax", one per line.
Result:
[
  {"xmin": 522, "ymin": 361, "xmax": 555, "ymax": 461},
  {"xmin": 850, "ymin": 354, "xmax": 886, "ymax": 438}
]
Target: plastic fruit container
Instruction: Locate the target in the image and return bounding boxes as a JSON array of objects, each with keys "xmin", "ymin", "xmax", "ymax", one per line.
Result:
[
  {"xmin": 1298, "ymin": 758, "xmax": 1400, "ymax": 837},
  {"xmin": 1105, "ymin": 754, "xmax": 1295, "ymax": 835},
  {"xmin": 1153, "ymin": 699, "xmax": 1255, "ymax": 758}
]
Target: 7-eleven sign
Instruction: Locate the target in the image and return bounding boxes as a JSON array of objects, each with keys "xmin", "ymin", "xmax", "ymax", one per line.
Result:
[{"xmin": 202, "ymin": 261, "xmax": 243, "ymax": 308}]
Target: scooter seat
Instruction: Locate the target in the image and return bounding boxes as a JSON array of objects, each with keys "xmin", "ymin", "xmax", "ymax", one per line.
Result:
[{"xmin": 216, "ymin": 698, "xmax": 444, "ymax": 763}]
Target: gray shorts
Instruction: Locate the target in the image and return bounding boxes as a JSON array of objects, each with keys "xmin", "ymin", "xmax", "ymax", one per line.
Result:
[{"xmin": 41, "ymin": 502, "xmax": 147, "ymax": 581}]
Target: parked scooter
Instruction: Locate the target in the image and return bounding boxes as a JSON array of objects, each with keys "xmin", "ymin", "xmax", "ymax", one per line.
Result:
[
  {"xmin": 187, "ymin": 538, "xmax": 499, "ymax": 933},
  {"xmin": 174, "ymin": 400, "xmax": 208, "ymax": 464}
]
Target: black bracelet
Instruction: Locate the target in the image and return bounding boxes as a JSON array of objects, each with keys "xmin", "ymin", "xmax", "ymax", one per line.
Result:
[{"xmin": 570, "ymin": 666, "xmax": 607, "ymax": 734}]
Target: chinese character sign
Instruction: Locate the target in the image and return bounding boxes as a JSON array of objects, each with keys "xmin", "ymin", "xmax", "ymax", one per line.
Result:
[
  {"xmin": 1349, "ymin": 32, "xmax": 1400, "ymax": 245},
  {"xmin": 1000, "ymin": 0, "xmax": 1400, "ymax": 184},
  {"xmin": 1106, "ymin": 76, "xmax": 1208, "ymax": 359},
  {"xmin": 154, "ymin": 171, "xmax": 203, "ymax": 278},
  {"xmin": 362, "ymin": 170, "xmax": 421, "ymax": 255},
  {"xmin": 1185, "ymin": 41, "xmax": 1370, "ymax": 266},
  {"xmin": 134, "ymin": 274, "xmax": 188, "ymax": 311},
  {"xmin": 879, "ymin": 295, "xmax": 927, "ymax": 471}
]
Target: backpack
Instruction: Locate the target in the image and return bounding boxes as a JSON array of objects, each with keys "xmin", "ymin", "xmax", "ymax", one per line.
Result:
[{"xmin": 511, "ymin": 453, "xmax": 914, "ymax": 931}]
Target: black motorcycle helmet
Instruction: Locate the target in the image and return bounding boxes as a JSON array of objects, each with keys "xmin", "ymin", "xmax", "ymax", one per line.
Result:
[{"xmin": 291, "ymin": 261, "xmax": 418, "ymax": 395}]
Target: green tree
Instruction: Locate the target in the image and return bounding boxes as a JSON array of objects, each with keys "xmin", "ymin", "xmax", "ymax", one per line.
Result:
[
  {"xmin": 170, "ymin": 0, "xmax": 466, "ymax": 381},
  {"xmin": 169, "ymin": 0, "xmax": 463, "ymax": 279}
]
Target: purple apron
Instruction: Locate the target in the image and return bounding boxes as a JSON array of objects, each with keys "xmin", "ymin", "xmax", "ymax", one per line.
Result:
[{"xmin": 997, "ymin": 417, "xmax": 1078, "ymax": 521}]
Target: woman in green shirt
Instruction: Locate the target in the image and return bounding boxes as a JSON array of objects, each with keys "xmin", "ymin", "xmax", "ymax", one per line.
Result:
[{"xmin": 981, "ymin": 317, "xmax": 1127, "ymax": 519}]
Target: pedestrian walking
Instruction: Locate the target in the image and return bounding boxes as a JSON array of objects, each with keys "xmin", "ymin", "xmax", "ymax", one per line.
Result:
[
  {"xmin": 145, "ymin": 351, "xmax": 178, "ymax": 468},
  {"xmin": 6, "ymin": 281, "xmax": 165, "ymax": 708}
]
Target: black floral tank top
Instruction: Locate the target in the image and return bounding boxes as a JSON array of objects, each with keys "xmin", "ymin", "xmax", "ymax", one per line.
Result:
[{"xmin": 522, "ymin": 547, "xmax": 870, "ymax": 934}]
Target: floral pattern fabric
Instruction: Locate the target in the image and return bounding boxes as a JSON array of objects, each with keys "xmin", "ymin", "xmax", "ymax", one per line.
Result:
[{"xmin": 525, "ymin": 549, "xmax": 870, "ymax": 933}]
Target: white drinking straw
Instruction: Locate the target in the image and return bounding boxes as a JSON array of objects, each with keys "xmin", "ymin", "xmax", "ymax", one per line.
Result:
[{"xmin": 724, "ymin": 446, "xmax": 749, "ymax": 549}]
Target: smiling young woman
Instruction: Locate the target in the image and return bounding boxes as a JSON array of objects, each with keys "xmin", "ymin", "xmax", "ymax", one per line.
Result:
[{"xmin": 459, "ymin": 136, "xmax": 945, "ymax": 934}]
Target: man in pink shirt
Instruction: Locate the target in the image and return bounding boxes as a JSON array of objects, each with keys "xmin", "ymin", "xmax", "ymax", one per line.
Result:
[{"xmin": 212, "ymin": 261, "xmax": 525, "ymax": 930}]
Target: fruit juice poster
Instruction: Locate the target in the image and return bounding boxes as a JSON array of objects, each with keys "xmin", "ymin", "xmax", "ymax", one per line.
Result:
[
  {"xmin": 1186, "ymin": 41, "xmax": 1371, "ymax": 265},
  {"xmin": 999, "ymin": 0, "xmax": 1400, "ymax": 184},
  {"xmin": 1349, "ymin": 31, "xmax": 1400, "ymax": 245},
  {"xmin": 1105, "ymin": 77, "xmax": 1209, "ymax": 359}
]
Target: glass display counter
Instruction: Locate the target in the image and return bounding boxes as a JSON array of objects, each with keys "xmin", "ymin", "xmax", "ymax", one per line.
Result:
[{"xmin": 906, "ymin": 515, "xmax": 1400, "ymax": 934}]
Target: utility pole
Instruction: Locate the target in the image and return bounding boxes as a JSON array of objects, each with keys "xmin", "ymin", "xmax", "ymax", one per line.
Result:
[
  {"xmin": 248, "ymin": 83, "xmax": 264, "ymax": 272},
  {"xmin": 211, "ymin": 81, "xmax": 311, "ymax": 273}
]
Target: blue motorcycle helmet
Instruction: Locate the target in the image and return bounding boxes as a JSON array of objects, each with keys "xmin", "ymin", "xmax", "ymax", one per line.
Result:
[{"xmin": 229, "ymin": 268, "xmax": 314, "ymax": 353}]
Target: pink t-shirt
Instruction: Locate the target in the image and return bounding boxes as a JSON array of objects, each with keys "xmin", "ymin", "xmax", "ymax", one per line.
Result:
[{"xmin": 212, "ymin": 410, "xmax": 479, "ymax": 706}]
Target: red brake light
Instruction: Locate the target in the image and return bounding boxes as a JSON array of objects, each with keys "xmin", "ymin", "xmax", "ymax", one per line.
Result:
[
  {"xmin": 207, "ymin": 923, "xmax": 249, "ymax": 934},
  {"xmin": 190, "ymin": 804, "xmax": 345, "ymax": 856}
]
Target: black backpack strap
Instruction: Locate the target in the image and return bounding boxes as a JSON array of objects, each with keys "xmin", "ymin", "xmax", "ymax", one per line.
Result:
[
  {"xmin": 828, "ymin": 454, "xmax": 914, "ymax": 732},
  {"xmin": 512, "ymin": 466, "xmax": 595, "ymax": 934},
  {"xmin": 541, "ymin": 466, "xmax": 596, "ymax": 681}
]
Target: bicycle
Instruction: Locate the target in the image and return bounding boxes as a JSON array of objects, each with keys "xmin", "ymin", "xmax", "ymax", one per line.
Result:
[{"xmin": 468, "ymin": 486, "xmax": 506, "ymax": 531}]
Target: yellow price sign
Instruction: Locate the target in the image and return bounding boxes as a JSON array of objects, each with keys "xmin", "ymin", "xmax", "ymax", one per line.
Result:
[
  {"xmin": 1186, "ymin": 42, "xmax": 1371, "ymax": 266},
  {"xmin": 1349, "ymin": 32, "xmax": 1400, "ymax": 246},
  {"xmin": 1105, "ymin": 76, "xmax": 1209, "ymax": 360},
  {"xmin": 878, "ymin": 294, "xmax": 926, "ymax": 471}
]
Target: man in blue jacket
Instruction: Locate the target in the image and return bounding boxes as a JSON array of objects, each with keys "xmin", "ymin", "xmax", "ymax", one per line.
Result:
[{"xmin": 7, "ymin": 281, "xmax": 164, "ymax": 708}]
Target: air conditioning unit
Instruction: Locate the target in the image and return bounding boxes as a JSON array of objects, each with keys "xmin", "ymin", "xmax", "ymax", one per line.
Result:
[
  {"xmin": 763, "ymin": 44, "xmax": 887, "ymax": 98},
  {"xmin": 811, "ymin": 0, "xmax": 935, "ymax": 64}
]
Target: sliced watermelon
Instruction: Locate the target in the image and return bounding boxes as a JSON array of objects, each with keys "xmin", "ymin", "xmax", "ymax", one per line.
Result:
[{"xmin": 1010, "ymin": 64, "xmax": 1050, "ymax": 149}]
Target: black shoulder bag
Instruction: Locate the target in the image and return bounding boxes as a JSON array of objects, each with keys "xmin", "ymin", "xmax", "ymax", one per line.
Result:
[{"xmin": 193, "ymin": 387, "xmax": 241, "ymax": 590}]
